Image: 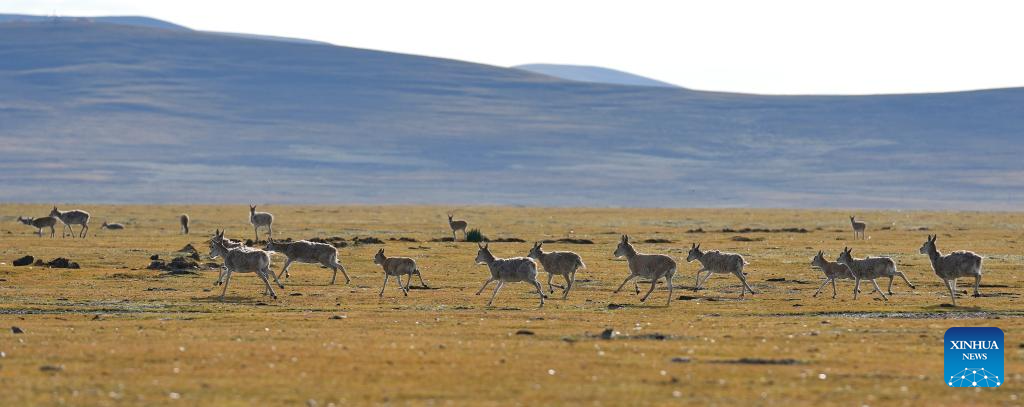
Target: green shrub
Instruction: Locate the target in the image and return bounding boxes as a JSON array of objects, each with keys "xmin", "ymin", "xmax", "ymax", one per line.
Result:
[{"xmin": 465, "ymin": 228, "xmax": 487, "ymax": 242}]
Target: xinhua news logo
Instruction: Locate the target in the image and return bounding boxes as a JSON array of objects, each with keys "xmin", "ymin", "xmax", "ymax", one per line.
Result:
[{"xmin": 945, "ymin": 327, "xmax": 1004, "ymax": 388}]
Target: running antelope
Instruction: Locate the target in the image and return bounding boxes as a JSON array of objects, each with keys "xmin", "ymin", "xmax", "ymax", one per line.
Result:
[
  {"xmin": 180, "ymin": 214, "xmax": 190, "ymax": 234},
  {"xmin": 447, "ymin": 211, "xmax": 468, "ymax": 241},
  {"xmin": 919, "ymin": 234, "xmax": 983, "ymax": 306},
  {"xmin": 810, "ymin": 250, "xmax": 856, "ymax": 298},
  {"xmin": 836, "ymin": 247, "xmax": 915, "ymax": 300},
  {"xmin": 527, "ymin": 242, "xmax": 585, "ymax": 299},
  {"xmin": 850, "ymin": 216, "xmax": 867, "ymax": 240},
  {"xmin": 474, "ymin": 243, "xmax": 545, "ymax": 307},
  {"xmin": 373, "ymin": 248, "xmax": 427, "ymax": 297},
  {"xmin": 50, "ymin": 206, "xmax": 91, "ymax": 238},
  {"xmin": 686, "ymin": 243, "xmax": 756, "ymax": 297},
  {"xmin": 17, "ymin": 216, "xmax": 57, "ymax": 238},
  {"xmin": 264, "ymin": 238, "xmax": 350, "ymax": 285},
  {"xmin": 249, "ymin": 205, "xmax": 274, "ymax": 241},
  {"xmin": 209, "ymin": 230, "xmax": 282, "ymax": 301},
  {"xmin": 612, "ymin": 235, "xmax": 676, "ymax": 305}
]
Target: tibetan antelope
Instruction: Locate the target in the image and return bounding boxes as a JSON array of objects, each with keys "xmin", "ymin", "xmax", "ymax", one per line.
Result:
[
  {"xmin": 264, "ymin": 238, "xmax": 349, "ymax": 285},
  {"xmin": 17, "ymin": 216, "xmax": 57, "ymax": 238},
  {"xmin": 474, "ymin": 243, "xmax": 545, "ymax": 307},
  {"xmin": 100, "ymin": 221, "xmax": 124, "ymax": 230},
  {"xmin": 249, "ymin": 205, "xmax": 274, "ymax": 241},
  {"xmin": 836, "ymin": 247, "xmax": 915, "ymax": 300},
  {"xmin": 527, "ymin": 242, "xmax": 585, "ymax": 299},
  {"xmin": 180, "ymin": 214, "xmax": 190, "ymax": 234},
  {"xmin": 447, "ymin": 211, "xmax": 468, "ymax": 240},
  {"xmin": 612, "ymin": 235, "xmax": 676, "ymax": 305},
  {"xmin": 850, "ymin": 216, "xmax": 867, "ymax": 240},
  {"xmin": 50, "ymin": 206, "xmax": 91, "ymax": 238},
  {"xmin": 686, "ymin": 243, "xmax": 756, "ymax": 297},
  {"xmin": 919, "ymin": 234, "xmax": 983, "ymax": 306},
  {"xmin": 810, "ymin": 250, "xmax": 856, "ymax": 298},
  {"xmin": 209, "ymin": 230, "xmax": 282, "ymax": 301},
  {"xmin": 373, "ymin": 248, "xmax": 427, "ymax": 297}
]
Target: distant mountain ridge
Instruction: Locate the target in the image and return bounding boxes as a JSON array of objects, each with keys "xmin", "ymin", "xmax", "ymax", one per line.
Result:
[
  {"xmin": 515, "ymin": 63, "xmax": 680, "ymax": 88},
  {"xmin": 0, "ymin": 16, "xmax": 1021, "ymax": 209},
  {"xmin": 0, "ymin": 13, "xmax": 189, "ymax": 30}
]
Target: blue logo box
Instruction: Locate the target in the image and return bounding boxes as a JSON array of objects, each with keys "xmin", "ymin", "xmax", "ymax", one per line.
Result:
[{"xmin": 945, "ymin": 327, "xmax": 1004, "ymax": 387}]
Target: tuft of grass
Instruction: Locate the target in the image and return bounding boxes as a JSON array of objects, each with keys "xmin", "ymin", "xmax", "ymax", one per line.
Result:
[{"xmin": 465, "ymin": 228, "xmax": 486, "ymax": 242}]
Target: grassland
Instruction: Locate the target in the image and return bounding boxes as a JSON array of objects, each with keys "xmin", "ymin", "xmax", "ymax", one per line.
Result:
[{"xmin": 0, "ymin": 205, "xmax": 1021, "ymax": 406}]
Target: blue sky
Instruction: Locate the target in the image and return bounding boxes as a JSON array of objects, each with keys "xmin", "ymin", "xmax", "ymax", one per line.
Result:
[{"xmin": 5, "ymin": 0, "xmax": 1024, "ymax": 94}]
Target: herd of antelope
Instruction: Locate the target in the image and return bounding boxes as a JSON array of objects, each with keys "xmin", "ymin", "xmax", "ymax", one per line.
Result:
[{"xmin": 13, "ymin": 207, "xmax": 986, "ymax": 307}]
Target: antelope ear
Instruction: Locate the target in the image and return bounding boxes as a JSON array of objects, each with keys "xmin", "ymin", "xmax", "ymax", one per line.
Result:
[
  {"xmin": 484, "ymin": 243, "xmax": 489, "ymax": 249},
  {"xmin": 477, "ymin": 242, "xmax": 484, "ymax": 249}
]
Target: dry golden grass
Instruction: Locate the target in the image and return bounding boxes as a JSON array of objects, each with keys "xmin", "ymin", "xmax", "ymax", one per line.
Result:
[{"xmin": 0, "ymin": 205, "xmax": 1021, "ymax": 406}]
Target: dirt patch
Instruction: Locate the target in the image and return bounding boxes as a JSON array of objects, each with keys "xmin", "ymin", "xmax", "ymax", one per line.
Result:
[
  {"xmin": 767, "ymin": 311, "xmax": 1024, "ymax": 319},
  {"xmin": 389, "ymin": 237, "xmax": 418, "ymax": 242},
  {"xmin": 13, "ymin": 255, "xmax": 34, "ymax": 267},
  {"xmin": 716, "ymin": 358, "xmax": 803, "ymax": 365},
  {"xmin": 308, "ymin": 237, "xmax": 349, "ymax": 248},
  {"xmin": 731, "ymin": 236, "xmax": 765, "ymax": 242},
  {"xmin": 643, "ymin": 238, "xmax": 673, "ymax": 244},
  {"xmin": 429, "ymin": 237, "xmax": 455, "ymax": 242},
  {"xmin": 691, "ymin": 227, "xmax": 808, "ymax": 234},
  {"xmin": 352, "ymin": 236, "xmax": 384, "ymax": 245},
  {"xmin": 488, "ymin": 237, "xmax": 526, "ymax": 243},
  {"xmin": 540, "ymin": 238, "xmax": 594, "ymax": 244},
  {"xmin": 147, "ymin": 256, "xmax": 202, "ymax": 274},
  {"xmin": 34, "ymin": 258, "xmax": 80, "ymax": 269}
]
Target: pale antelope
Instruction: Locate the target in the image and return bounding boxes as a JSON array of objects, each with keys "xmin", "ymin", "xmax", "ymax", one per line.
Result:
[
  {"xmin": 373, "ymin": 248, "xmax": 427, "ymax": 297},
  {"xmin": 100, "ymin": 221, "xmax": 124, "ymax": 230},
  {"xmin": 527, "ymin": 242, "xmax": 585, "ymax": 299},
  {"xmin": 249, "ymin": 205, "xmax": 273, "ymax": 241},
  {"xmin": 264, "ymin": 238, "xmax": 349, "ymax": 285},
  {"xmin": 50, "ymin": 206, "xmax": 90, "ymax": 238},
  {"xmin": 474, "ymin": 243, "xmax": 544, "ymax": 307},
  {"xmin": 919, "ymin": 234, "xmax": 983, "ymax": 306},
  {"xmin": 836, "ymin": 247, "xmax": 915, "ymax": 300},
  {"xmin": 686, "ymin": 243, "xmax": 755, "ymax": 297},
  {"xmin": 209, "ymin": 229, "xmax": 282, "ymax": 301},
  {"xmin": 612, "ymin": 235, "xmax": 676, "ymax": 305}
]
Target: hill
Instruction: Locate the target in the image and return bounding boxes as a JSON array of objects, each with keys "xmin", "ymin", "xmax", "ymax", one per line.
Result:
[
  {"xmin": 515, "ymin": 63, "xmax": 679, "ymax": 88},
  {"xmin": 0, "ymin": 18, "xmax": 1021, "ymax": 209}
]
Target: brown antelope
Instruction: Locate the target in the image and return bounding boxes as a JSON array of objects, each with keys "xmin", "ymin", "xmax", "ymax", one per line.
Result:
[
  {"xmin": 447, "ymin": 211, "xmax": 468, "ymax": 240},
  {"xmin": 180, "ymin": 214, "xmax": 190, "ymax": 234},
  {"xmin": 850, "ymin": 216, "xmax": 867, "ymax": 240},
  {"xmin": 810, "ymin": 250, "xmax": 856, "ymax": 298},
  {"xmin": 17, "ymin": 216, "xmax": 57, "ymax": 238}
]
